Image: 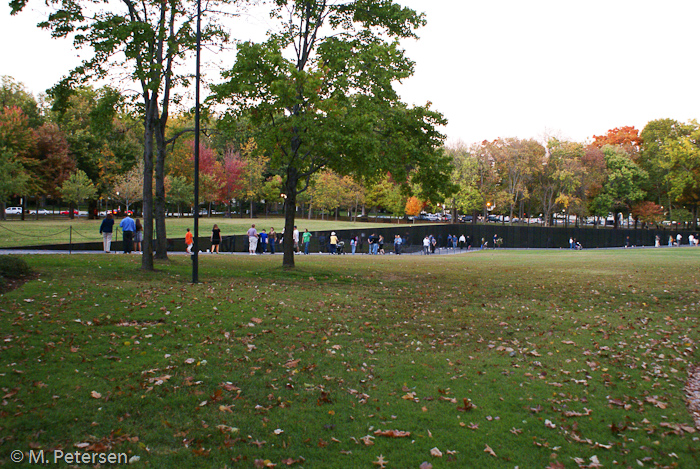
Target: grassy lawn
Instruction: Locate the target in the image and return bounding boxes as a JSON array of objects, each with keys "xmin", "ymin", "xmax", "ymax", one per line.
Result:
[
  {"xmin": 0, "ymin": 218, "xmax": 400, "ymax": 249},
  {"xmin": 1, "ymin": 249, "xmax": 699, "ymax": 467}
]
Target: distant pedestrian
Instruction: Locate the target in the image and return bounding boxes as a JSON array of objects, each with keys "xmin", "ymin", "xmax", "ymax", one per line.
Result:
[
  {"xmin": 303, "ymin": 229, "xmax": 312, "ymax": 254},
  {"xmin": 350, "ymin": 237, "xmax": 357, "ymax": 254},
  {"xmin": 423, "ymin": 235, "xmax": 430, "ymax": 255},
  {"xmin": 293, "ymin": 226, "xmax": 300, "ymax": 254},
  {"xmin": 134, "ymin": 219, "xmax": 143, "ymax": 253},
  {"xmin": 185, "ymin": 228, "xmax": 194, "ymax": 255},
  {"xmin": 247, "ymin": 224, "xmax": 259, "ymax": 255},
  {"xmin": 677, "ymin": 233, "xmax": 682, "ymax": 246},
  {"xmin": 329, "ymin": 231, "xmax": 338, "ymax": 254},
  {"xmin": 211, "ymin": 224, "xmax": 221, "ymax": 253},
  {"xmin": 259, "ymin": 229, "xmax": 268, "ymax": 253},
  {"xmin": 378, "ymin": 234, "xmax": 385, "ymax": 254},
  {"xmin": 569, "ymin": 237, "xmax": 574, "ymax": 249},
  {"xmin": 458, "ymin": 234, "xmax": 465, "ymax": 250},
  {"xmin": 655, "ymin": 235, "xmax": 660, "ymax": 247},
  {"xmin": 99, "ymin": 213, "xmax": 115, "ymax": 253},
  {"xmin": 493, "ymin": 234, "xmax": 498, "ymax": 249},
  {"xmin": 368, "ymin": 233, "xmax": 378, "ymax": 255},
  {"xmin": 394, "ymin": 234, "xmax": 402, "ymax": 255},
  {"xmin": 119, "ymin": 213, "xmax": 136, "ymax": 254},
  {"xmin": 269, "ymin": 227, "xmax": 277, "ymax": 254}
]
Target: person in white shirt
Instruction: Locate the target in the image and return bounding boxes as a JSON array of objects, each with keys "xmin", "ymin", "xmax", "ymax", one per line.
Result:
[{"xmin": 293, "ymin": 226, "xmax": 300, "ymax": 254}]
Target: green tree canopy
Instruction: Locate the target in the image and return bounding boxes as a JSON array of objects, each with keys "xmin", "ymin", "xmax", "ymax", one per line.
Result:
[
  {"xmin": 60, "ymin": 169, "xmax": 98, "ymax": 218},
  {"xmin": 213, "ymin": 0, "xmax": 452, "ymax": 268},
  {"xmin": 11, "ymin": 0, "xmax": 239, "ymax": 269}
]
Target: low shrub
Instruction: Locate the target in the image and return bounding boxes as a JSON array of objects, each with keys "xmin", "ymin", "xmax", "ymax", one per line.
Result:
[{"xmin": 0, "ymin": 256, "xmax": 32, "ymax": 279}]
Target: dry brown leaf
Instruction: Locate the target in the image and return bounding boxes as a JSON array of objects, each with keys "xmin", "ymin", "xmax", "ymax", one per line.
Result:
[
  {"xmin": 372, "ymin": 454, "xmax": 388, "ymax": 468},
  {"xmin": 374, "ymin": 429, "xmax": 411, "ymax": 438},
  {"xmin": 360, "ymin": 435, "xmax": 375, "ymax": 446},
  {"xmin": 90, "ymin": 391, "xmax": 101, "ymax": 399},
  {"xmin": 430, "ymin": 447, "xmax": 442, "ymax": 457},
  {"xmin": 484, "ymin": 444, "xmax": 497, "ymax": 457}
]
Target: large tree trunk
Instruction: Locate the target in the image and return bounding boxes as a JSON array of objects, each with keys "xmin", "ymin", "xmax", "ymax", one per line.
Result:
[
  {"xmin": 141, "ymin": 104, "xmax": 156, "ymax": 271},
  {"xmin": 282, "ymin": 168, "xmax": 299, "ymax": 269},
  {"xmin": 154, "ymin": 123, "xmax": 168, "ymax": 260}
]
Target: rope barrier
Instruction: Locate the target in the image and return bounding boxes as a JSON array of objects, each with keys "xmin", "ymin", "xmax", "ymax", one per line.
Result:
[
  {"xmin": 0, "ymin": 223, "xmax": 72, "ymax": 238},
  {"xmin": 70, "ymin": 227, "xmax": 102, "ymax": 240}
]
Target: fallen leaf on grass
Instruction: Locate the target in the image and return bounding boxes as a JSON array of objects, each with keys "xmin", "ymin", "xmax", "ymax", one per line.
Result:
[
  {"xmin": 254, "ymin": 459, "xmax": 275, "ymax": 468},
  {"xmin": 645, "ymin": 396, "xmax": 667, "ymax": 409},
  {"xmin": 430, "ymin": 447, "xmax": 442, "ymax": 457},
  {"xmin": 457, "ymin": 398, "xmax": 475, "ymax": 412},
  {"xmin": 90, "ymin": 391, "xmax": 101, "ymax": 399},
  {"xmin": 373, "ymin": 429, "xmax": 411, "ymax": 438},
  {"xmin": 360, "ymin": 435, "xmax": 375, "ymax": 446},
  {"xmin": 280, "ymin": 457, "xmax": 304, "ymax": 466},
  {"xmin": 216, "ymin": 425, "xmax": 239, "ymax": 433},
  {"xmin": 372, "ymin": 454, "xmax": 388, "ymax": 468},
  {"xmin": 660, "ymin": 422, "xmax": 696, "ymax": 434},
  {"xmin": 562, "ymin": 408, "xmax": 592, "ymax": 417},
  {"xmin": 419, "ymin": 463, "xmax": 433, "ymax": 469},
  {"xmin": 484, "ymin": 444, "xmax": 497, "ymax": 457}
]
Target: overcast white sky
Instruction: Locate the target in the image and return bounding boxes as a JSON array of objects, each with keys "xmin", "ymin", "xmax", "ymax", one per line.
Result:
[{"xmin": 2, "ymin": 1, "xmax": 699, "ymax": 146}]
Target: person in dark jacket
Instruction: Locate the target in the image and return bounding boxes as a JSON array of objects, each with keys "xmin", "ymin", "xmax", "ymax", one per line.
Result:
[{"xmin": 99, "ymin": 213, "xmax": 115, "ymax": 253}]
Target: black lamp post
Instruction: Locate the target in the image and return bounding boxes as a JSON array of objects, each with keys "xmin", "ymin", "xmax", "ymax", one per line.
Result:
[{"xmin": 192, "ymin": 0, "xmax": 202, "ymax": 283}]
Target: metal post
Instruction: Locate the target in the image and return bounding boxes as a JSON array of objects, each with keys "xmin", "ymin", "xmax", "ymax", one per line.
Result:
[
  {"xmin": 69, "ymin": 226, "xmax": 72, "ymax": 254},
  {"xmin": 192, "ymin": 0, "xmax": 201, "ymax": 284}
]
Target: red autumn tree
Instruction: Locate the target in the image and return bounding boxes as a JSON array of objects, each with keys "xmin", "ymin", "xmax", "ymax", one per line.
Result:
[
  {"xmin": 31, "ymin": 123, "xmax": 76, "ymax": 198},
  {"xmin": 221, "ymin": 148, "xmax": 246, "ymax": 210},
  {"xmin": 592, "ymin": 126, "xmax": 643, "ymax": 158},
  {"xmin": 631, "ymin": 201, "xmax": 664, "ymax": 226}
]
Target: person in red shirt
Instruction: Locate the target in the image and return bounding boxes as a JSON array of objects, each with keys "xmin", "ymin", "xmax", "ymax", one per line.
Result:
[{"xmin": 185, "ymin": 228, "xmax": 194, "ymax": 255}]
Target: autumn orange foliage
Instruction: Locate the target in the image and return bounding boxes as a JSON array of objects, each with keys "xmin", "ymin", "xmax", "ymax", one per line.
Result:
[
  {"xmin": 404, "ymin": 196, "xmax": 423, "ymax": 216},
  {"xmin": 592, "ymin": 126, "xmax": 643, "ymax": 152}
]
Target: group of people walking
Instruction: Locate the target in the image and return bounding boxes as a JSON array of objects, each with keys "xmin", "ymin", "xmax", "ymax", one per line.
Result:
[
  {"xmin": 99, "ymin": 212, "xmax": 143, "ymax": 254},
  {"xmin": 423, "ymin": 233, "xmax": 472, "ymax": 254}
]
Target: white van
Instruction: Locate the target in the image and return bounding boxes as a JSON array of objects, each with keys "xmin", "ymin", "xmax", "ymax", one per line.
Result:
[{"xmin": 5, "ymin": 207, "xmax": 22, "ymax": 215}]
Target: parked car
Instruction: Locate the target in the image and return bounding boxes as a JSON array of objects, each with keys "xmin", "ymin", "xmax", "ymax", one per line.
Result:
[
  {"xmin": 29, "ymin": 209, "xmax": 51, "ymax": 215},
  {"xmin": 60, "ymin": 210, "xmax": 79, "ymax": 215},
  {"xmin": 5, "ymin": 207, "xmax": 22, "ymax": 215},
  {"xmin": 458, "ymin": 215, "xmax": 473, "ymax": 223}
]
